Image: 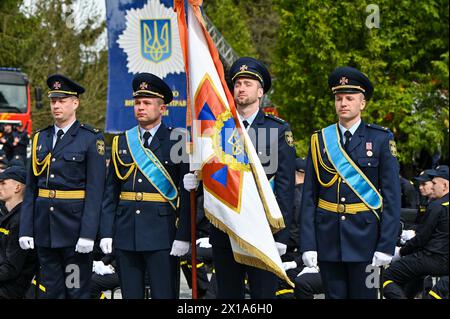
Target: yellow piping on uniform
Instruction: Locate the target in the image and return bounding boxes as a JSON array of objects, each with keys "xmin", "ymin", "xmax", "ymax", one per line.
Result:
[
  {"xmin": 311, "ymin": 133, "xmax": 338, "ymax": 187},
  {"xmin": 32, "ymin": 132, "xmax": 52, "ymax": 177},
  {"xmin": 112, "ymin": 135, "xmax": 135, "ymax": 180},
  {"xmin": 428, "ymin": 290, "xmax": 442, "ymax": 299},
  {"xmin": 31, "ymin": 280, "xmax": 46, "ymax": 292},
  {"xmin": 383, "ymin": 280, "xmax": 394, "ymax": 288},
  {"xmin": 276, "ymin": 289, "xmax": 294, "ymax": 296},
  {"xmin": 186, "ymin": 262, "xmax": 205, "ymax": 269},
  {"xmin": 0, "ymin": 228, "xmax": 9, "ymax": 235}
]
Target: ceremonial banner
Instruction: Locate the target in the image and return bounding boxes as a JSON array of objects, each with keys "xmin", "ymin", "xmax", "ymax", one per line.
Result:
[
  {"xmin": 175, "ymin": 0, "xmax": 292, "ymax": 285},
  {"xmin": 105, "ymin": 0, "xmax": 187, "ymax": 132}
]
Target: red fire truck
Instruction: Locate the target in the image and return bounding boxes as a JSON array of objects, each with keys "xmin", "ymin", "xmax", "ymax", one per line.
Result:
[
  {"xmin": 0, "ymin": 67, "xmax": 43, "ymax": 134},
  {"xmin": 0, "ymin": 67, "xmax": 43, "ymax": 160}
]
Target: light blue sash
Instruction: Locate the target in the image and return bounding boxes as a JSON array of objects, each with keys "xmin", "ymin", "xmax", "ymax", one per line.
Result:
[
  {"xmin": 269, "ymin": 176, "xmax": 275, "ymax": 191},
  {"xmin": 322, "ymin": 124, "xmax": 382, "ymax": 209},
  {"xmin": 126, "ymin": 126, "xmax": 178, "ymax": 208}
]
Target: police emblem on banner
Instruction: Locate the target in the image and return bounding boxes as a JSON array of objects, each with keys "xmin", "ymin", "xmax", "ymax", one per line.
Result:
[
  {"xmin": 141, "ymin": 19, "xmax": 171, "ymax": 63},
  {"xmin": 117, "ymin": 0, "xmax": 184, "ymax": 77}
]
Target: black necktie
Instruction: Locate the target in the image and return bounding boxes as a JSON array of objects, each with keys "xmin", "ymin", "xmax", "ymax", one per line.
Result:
[
  {"xmin": 143, "ymin": 131, "xmax": 152, "ymax": 149},
  {"xmin": 54, "ymin": 129, "xmax": 64, "ymax": 149},
  {"xmin": 243, "ymin": 120, "xmax": 249, "ymax": 129},
  {"xmin": 344, "ymin": 130, "xmax": 352, "ymax": 150}
]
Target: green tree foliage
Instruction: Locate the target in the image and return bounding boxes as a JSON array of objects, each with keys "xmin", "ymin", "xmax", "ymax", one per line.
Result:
[
  {"xmin": 204, "ymin": 0, "xmax": 280, "ymax": 65},
  {"xmin": 0, "ymin": 0, "xmax": 107, "ymax": 131},
  {"xmin": 203, "ymin": 0, "xmax": 257, "ymax": 57},
  {"xmin": 272, "ymin": 1, "xmax": 449, "ymax": 168}
]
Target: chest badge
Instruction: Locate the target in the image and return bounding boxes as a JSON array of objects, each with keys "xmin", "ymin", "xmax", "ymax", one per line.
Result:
[{"xmin": 366, "ymin": 142, "xmax": 373, "ymax": 157}]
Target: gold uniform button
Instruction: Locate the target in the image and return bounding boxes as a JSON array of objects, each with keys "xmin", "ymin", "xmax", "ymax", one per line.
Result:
[
  {"xmin": 136, "ymin": 210, "xmax": 141, "ymax": 215},
  {"xmin": 135, "ymin": 192, "xmax": 143, "ymax": 201},
  {"xmin": 341, "ymin": 215, "xmax": 346, "ymax": 221},
  {"xmin": 50, "ymin": 207, "xmax": 54, "ymax": 212}
]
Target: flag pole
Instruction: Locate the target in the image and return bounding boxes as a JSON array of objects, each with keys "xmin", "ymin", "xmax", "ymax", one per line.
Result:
[
  {"xmin": 190, "ymin": 187, "xmax": 198, "ymax": 299},
  {"xmin": 174, "ymin": 0, "xmax": 198, "ymax": 299}
]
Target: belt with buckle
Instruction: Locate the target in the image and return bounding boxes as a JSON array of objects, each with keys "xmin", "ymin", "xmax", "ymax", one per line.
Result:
[
  {"xmin": 38, "ymin": 189, "xmax": 86, "ymax": 200},
  {"xmin": 318, "ymin": 199, "xmax": 369, "ymax": 214},
  {"xmin": 119, "ymin": 191, "xmax": 168, "ymax": 202}
]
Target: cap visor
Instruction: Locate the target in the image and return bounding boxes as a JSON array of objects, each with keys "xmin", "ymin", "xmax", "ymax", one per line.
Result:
[{"xmin": 48, "ymin": 92, "xmax": 76, "ymax": 98}]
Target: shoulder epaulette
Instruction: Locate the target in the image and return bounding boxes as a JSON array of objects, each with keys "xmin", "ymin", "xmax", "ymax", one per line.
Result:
[
  {"xmin": 36, "ymin": 125, "xmax": 53, "ymax": 133},
  {"xmin": 366, "ymin": 123, "xmax": 391, "ymax": 133},
  {"xmin": 265, "ymin": 113, "xmax": 286, "ymax": 125},
  {"xmin": 80, "ymin": 123, "xmax": 101, "ymax": 134},
  {"xmin": 442, "ymin": 201, "xmax": 449, "ymax": 206}
]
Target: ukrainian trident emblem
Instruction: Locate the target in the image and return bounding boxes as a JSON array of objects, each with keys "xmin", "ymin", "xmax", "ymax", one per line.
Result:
[{"xmin": 141, "ymin": 19, "xmax": 171, "ymax": 63}]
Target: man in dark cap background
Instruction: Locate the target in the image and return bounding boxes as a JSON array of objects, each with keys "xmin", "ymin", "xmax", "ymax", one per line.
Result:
[
  {"xmin": 19, "ymin": 74, "xmax": 106, "ymax": 298},
  {"xmin": 0, "ymin": 166, "xmax": 38, "ymax": 298},
  {"xmin": 100, "ymin": 72, "xmax": 191, "ymax": 299},
  {"xmin": 300, "ymin": 66, "xmax": 401, "ymax": 298},
  {"xmin": 184, "ymin": 57, "xmax": 296, "ymax": 299},
  {"xmin": 383, "ymin": 165, "xmax": 448, "ymax": 298},
  {"xmin": 286, "ymin": 157, "xmax": 306, "ymax": 256}
]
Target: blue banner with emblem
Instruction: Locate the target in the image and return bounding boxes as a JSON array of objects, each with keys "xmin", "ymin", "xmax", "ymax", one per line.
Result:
[{"xmin": 105, "ymin": 0, "xmax": 187, "ymax": 133}]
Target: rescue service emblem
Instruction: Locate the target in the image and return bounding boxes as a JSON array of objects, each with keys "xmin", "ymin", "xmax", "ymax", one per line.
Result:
[
  {"xmin": 285, "ymin": 131, "xmax": 294, "ymax": 147},
  {"xmin": 389, "ymin": 140, "xmax": 397, "ymax": 157},
  {"xmin": 96, "ymin": 140, "xmax": 105, "ymax": 156}
]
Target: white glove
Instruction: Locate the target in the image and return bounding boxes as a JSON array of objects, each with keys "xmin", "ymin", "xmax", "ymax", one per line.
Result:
[
  {"xmin": 275, "ymin": 242, "xmax": 287, "ymax": 256},
  {"xmin": 391, "ymin": 246, "xmax": 402, "ymax": 262},
  {"xmin": 196, "ymin": 237, "xmax": 212, "ymax": 249},
  {"xmin": 19, "ymin": 236, "xmax": 34, "ymax": 250},
  {"xmin": 100, "ymin": 238, "xmax": 113, "ymax": 254},
  {"xmin": 302, "ymin": 251, "xmax": 318, "ymax": 268},
  {"xmin": 282, "ymin": 261, "xmax": 297, "ymax": 271},
  {"xmin": 371, "ymin": 251, "xmax": 392, "ymax": 267},
  {"xmin": 93, "ymin": 260, "xmax": 115, "ymax": 275},
  {"xmin": 183, "ymin": 173, "xmax": 199, "ymax": 191},
  {"xmin": 170, "ymin": 240, "xmax": 190, "ymax": 256},
  {"xmin": 297, "ymin": 266, "xmax": 319, "ymax": 277},
  {"xmin": 75, "ymin": 237, "xmax": 95, "ymax": 253},
  {"xmin": 400, "ymin": 230, "xmax": 416, "ymax": 244}
]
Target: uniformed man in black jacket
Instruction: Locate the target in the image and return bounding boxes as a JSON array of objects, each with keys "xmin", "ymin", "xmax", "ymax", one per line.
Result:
[
  {"xmin": 383, "ymin": 165, "xmax": 449, "ymax": 299},
  {"xmin": 300, "ymin": 66, "xmax": 401, "ymax": 299},
  {"xmin": 184, "ymin": 57, "xmax": 296, "ymax": 299},
  {"xmin": 19, "ymin": 74, "xmax": 106, "ymax": 298},
  {"xmin": 0, "ymin": 166, "xmax": 38, "ymax": 298},
  {"xmin": 413, "ymin": 169, "xmax": 435, "ymax": 225},
  {"xmin": 400, "ymin": 175, "xmax": 418, "ymax": 209},
  {"xmin": 100, "ymin": 73, "xmax": 191, "ymax": 299}
]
